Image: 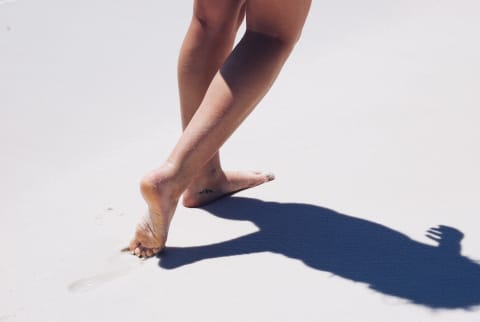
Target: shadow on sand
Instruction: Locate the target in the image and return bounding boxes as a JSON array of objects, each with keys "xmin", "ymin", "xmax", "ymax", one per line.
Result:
[{"xmin": 157, "ymin": 197, "xmax": 480, "ymax": 309}]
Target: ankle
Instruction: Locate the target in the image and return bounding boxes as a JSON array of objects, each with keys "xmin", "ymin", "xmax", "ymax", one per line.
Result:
[{"xmin": 140, "ymin": 162, "xmax": 184, "ymax": 199}]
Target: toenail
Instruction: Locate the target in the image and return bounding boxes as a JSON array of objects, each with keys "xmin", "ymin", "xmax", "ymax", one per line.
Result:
[{"xmin": 265, "ymin": 172, "xmax": 275, "ymax": 181}]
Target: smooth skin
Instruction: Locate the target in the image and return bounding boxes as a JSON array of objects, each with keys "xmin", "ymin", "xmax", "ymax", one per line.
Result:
[{"xmin": 129, "ymin": 0, "xmax": 312, "ymax": 257}]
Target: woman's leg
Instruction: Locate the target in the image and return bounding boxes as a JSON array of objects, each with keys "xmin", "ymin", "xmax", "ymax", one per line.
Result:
[
  {"xmin": 129, "ymin": 0, "xmax": 312, "ymax": 257},
  {"xmin": 178, "ymin": 0, "xmax": 244, "ymax": 130},
  {"xmin": 178, "ymin": 0, "xmax": 272, "ymax": 208}
]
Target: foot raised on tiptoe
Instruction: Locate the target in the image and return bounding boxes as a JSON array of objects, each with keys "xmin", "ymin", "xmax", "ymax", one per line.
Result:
[{"xmin": 129, "ymin": 166, "xmax": 181, "ymax": 258}]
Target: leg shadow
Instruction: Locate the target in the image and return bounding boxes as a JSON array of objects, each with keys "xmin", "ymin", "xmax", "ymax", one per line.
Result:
[{"xmin": 158, "ymin": 197, "xmax": 480, "ymax": 309}]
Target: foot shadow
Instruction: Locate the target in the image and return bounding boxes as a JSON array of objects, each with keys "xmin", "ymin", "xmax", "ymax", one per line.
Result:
[{"xmin": 157, "ymin": 197, "xmax": 480, "ymax": 309}]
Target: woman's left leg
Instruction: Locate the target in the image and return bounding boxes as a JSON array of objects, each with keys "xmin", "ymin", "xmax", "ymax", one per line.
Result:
[{"xmin": 178, "ymin": 1, "xmax": 273, "ymax": 208}]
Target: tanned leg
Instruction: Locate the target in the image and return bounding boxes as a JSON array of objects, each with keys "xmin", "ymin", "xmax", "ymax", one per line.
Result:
[
  {"xmin": 129, "ymin": 0, "xmax": 311, "ymax": 257},
  {"xmin": 178, "ymin": 0, "xmax": 273, "ymax": 208}
]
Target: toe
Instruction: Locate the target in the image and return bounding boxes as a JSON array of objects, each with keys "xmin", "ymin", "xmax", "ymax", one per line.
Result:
[
  {"xmin": 246, "ymin": 171, "xmax": 274, "ymax": 187},
  {"xmin": 134, "ymin": 247, "xmax": 142, "ymax": 256},
  {"xmin": 139, "ymin": 247, "xmax": 148, "ymax": 257},
  {"xmin": 264, "ymin": 172, "xmax": 275, "ymax": 182},
  {"xmin": 139, "ymin": 246, "xmax": 154, "ymax": 258},
  {"xmin": 129, "ymin": 239, "xmax": 140, "ymax": 252},
  {"xmin": 254, "ymin": 171, "xmax": 274, "ymax": 183}
]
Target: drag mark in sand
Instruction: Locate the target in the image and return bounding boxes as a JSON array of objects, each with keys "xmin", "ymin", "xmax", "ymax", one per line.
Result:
[
  {"xmin": 68, "ymin": 250, "xmax": 145, "ymax": 293},
  {"xmin": 69, "ymin": 206, "xmax": 140, "ymax": 293},
  {"xmin": 68, "ymin": 270, "xmax": 133, "ymax": 293}
]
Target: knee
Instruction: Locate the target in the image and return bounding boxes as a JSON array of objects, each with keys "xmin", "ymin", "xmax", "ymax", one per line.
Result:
[
  {"xmin": 192, "ymin": 3, "xmax": 243, "ymax": 36},
  {"xmin": 244, "ymin": 0, "xmax": 310, "ymax": 51}
]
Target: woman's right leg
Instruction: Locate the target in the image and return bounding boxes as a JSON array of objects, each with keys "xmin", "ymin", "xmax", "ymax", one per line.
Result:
[
  {"xmin": 179, "ymin": 0, "xmax": 273, "ymax": 208},
  {"xmin": 127, "ymin": 0, "xmax": 248, "ymax": 257}
]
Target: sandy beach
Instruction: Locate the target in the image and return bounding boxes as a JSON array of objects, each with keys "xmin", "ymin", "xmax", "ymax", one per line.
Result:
[{"xmin": 1, "ymin": 1, "xmax": 480, "ymax": 321}]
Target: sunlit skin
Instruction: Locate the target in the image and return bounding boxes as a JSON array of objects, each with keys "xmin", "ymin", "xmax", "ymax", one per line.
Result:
[{"xmin": 128, "ymin": 0, "xmax": 312, "ymax": 257}]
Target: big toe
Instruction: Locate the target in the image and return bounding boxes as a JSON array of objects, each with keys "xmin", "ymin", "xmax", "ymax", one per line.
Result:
[
  {"xmin": 129, "ymin": 239, "xmax": 140, "ymax": 253},
  {"xmin": 242, "ymin": 171, "xmax": 275, "ymax": 187},
  {"xmin": 133, "ymin": 245, "xmax": 161, "ymax": 258},
  {"xmin": 258, "ymin": 171, "xmax": 275, "ymax": 182}
]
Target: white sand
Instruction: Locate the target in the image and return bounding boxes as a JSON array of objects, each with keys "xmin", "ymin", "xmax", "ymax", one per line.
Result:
[{"xmin": 1, "ymin": 1, "xmax": 480, "ymax": 321}]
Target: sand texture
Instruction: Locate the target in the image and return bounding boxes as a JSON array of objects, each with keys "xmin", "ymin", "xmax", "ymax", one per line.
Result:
[{"xmin": 1, "ymin": 1, "xmax": 480, "ymax": 321}]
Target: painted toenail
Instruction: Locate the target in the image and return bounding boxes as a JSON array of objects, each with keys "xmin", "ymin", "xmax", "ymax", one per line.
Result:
[{"xmin": 264, "ymin": 172, "xmax": 275, "ymax": 181}]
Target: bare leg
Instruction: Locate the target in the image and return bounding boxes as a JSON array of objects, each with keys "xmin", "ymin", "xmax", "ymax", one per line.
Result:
[
  {"xmin": 178, "ymin": 1, "xmax": 273, "ymax": 208},
  {"xmin": 129, "ymin": 0, "xmax": 312, "ymax": 257}
]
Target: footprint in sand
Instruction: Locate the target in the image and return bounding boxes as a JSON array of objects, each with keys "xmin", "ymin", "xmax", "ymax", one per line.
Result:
[{"xmin": 68, "ymin": 249, "xmax": 144, "ymax": 293}]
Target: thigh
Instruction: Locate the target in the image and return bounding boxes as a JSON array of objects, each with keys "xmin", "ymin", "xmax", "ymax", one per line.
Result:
[
  {"xmin": 193, "ymin": 0, "xmax": 246, "ymax": 31},
  {"xmin": 245, "ymin": 0, "xmax": 311, "ymax": 42}
]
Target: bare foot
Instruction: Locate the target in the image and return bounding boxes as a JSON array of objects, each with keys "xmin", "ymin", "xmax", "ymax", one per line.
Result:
[
  {"xmin": 129, "ymin": 167, "xmax": 181, "ymax": 258},
  {"xmin": 182, "ymin": 170, "xmax": 275, "ymax": 208}
]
